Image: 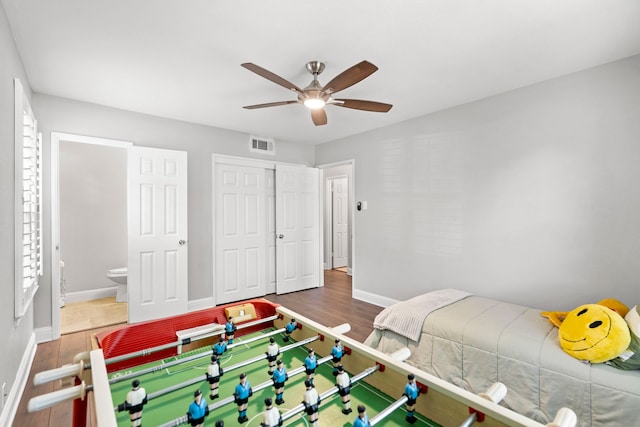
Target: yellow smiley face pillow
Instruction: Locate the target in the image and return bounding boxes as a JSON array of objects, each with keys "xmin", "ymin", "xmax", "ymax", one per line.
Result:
[{"xmin": 558, "ymin": 304, "xmax": 631, "ymax": 364}]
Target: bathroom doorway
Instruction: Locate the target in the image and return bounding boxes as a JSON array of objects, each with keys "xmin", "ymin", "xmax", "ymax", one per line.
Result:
[{"xmin": 52, "ymin": 133, "xmax": 133, "ymax": 336}]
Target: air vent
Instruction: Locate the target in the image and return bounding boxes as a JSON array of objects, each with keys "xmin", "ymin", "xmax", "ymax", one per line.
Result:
[{"xmin": 249, "ymin": 136, "xmax": 275, "ymax": 154}]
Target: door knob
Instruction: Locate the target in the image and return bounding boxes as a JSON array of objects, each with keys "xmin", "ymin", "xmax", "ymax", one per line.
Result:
[
  {"xmin": 178, "ymin": 239, "xmax": 186, "ymax": 246},
  {"xmin": 278, "ymin": 234, "xmax": 284, "ymax": 239}
]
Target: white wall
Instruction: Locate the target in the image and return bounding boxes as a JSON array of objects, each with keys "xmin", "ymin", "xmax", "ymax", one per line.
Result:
[
  {"xmin": 0, "ymin": 3, "xmax": 36, "ymax": 424},
  {"xmin": 60, "ymin": 141, "xmax": 127, "ymax": 296},
  {"xmin": 32, "ymin": 93, "xmax": 315, "ymax": 330},
  {"xmin": 316, "ymin": 54, "xmax": 640, "ymax": 311}
]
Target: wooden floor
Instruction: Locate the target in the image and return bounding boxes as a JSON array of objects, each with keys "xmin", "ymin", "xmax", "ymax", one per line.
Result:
[{"xmin": 14, "ymin": 269, "xmax": 383, "ymax": 427}]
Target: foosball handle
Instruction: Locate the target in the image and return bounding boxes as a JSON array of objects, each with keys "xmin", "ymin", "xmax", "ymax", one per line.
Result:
[
  {"xmin": 27, "ymin": 381, "xmax": 87, "ymax": 412},
  {"xmin": 33, "ymin": 360, "xmax": 85, "ymax": 386},
  {"xmin": 546, "ymin": 407, "xmax": 577, "ymax": 427}
]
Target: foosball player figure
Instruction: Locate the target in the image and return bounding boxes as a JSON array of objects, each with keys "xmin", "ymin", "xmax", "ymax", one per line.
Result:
[
  {"xmin": 206, "ymin": 354, "xmax": 223, "ymax": 400},
  {"xmin": 272, "ymin": 359, "xmax": 288, "ymax": 405},
  {"xmin": 335, "ymin": 364, "xmax": 352, "ymax": 415},
  {"xmin": 302, "ymin": 380, "xmax": 321, "ymax": 427},
  {"xmin": 265, "ymin": 337, "xmax": 280, "ymax": 375},
  {"xmin": 225, "ymin": 316, "xmax": 237, "ymax": 345},
  {"xmin": 214, "ymin": 421, "xmax": 224, "ymax": 427},
  {"xmin": 187, "ymin": 389, "xmax": 209, "ymax": 427},
  {"xmin": 283, "ymin": 318, "xmax": 297, "ymax": 342},
  {"xmin": 331, "ymin": 338, "xmax": 343, "ymax": 376},
  {"xmin": 118, "ymin": 379, "xmax": 147, "ymax": 427},
  {"xmin": 260, "ymin": 397, "xmax": 283, "ymax": 427},
  {"xmin": 353, "ymin": 405, "xmax": 372, "ymax": 427},
  {"xmin": 403, "ymin": 373, "xmax": 419, "ymax": 424},
  {"xmin": 233, "ymin": 372, "xmax": 253, "ymax": 423},
  {"xmin": 303, "ymin": 347, "xmax": 317, "ymax": 385},
  {"xmin": 213, "ymin": 335, "xmax": 227, "ymax": 356}
]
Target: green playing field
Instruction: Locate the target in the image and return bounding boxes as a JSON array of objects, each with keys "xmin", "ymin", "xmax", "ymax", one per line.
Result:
[{"xmin": 108, "ymin": 328, "xmax": 438, "ymax": 426}]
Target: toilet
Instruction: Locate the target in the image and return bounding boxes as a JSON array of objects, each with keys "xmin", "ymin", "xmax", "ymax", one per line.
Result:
[{"xmin": 106, "ymin": 267, "xmax": 128, "ymax": 302}]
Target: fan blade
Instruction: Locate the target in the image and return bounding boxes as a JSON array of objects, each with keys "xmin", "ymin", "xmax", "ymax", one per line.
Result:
[
  {"xmin": 241, "ymin": 63, "xmax": 303, "ymax": 94},
  {"xmin": 311, "ymin": 108, "xmax": 327, "ymax": 126},
  {"xmin": 333, "ymin": 99, "xmax": 393, "ymax": 112},
  {"xmin": 321, "ymin": 61, "xmax": 378, "ymax": 95},
  {"xmin": 243, "ymin": 100, "xmax": 299, "ymax": 109}
]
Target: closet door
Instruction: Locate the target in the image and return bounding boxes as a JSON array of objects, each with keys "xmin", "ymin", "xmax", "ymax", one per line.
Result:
[
  {"xmin": 215, "ymin": 164, "xmax": 266, "ymax": 304},
  {"xmin": 275, "ymin": 164, "xmax": 321, "ymax": 294}
]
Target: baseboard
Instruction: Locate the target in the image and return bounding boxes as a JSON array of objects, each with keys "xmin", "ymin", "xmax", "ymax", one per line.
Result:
[
  {"xmin": 63, "ymin": 286, "xmax": 118, "ymax": 304},
  {"xmin": 34, "ymin": 326, "xmax": 54, "ymax": 344},
  {"xmin": 352, "ymin": 288, "xmax": 398, "ymax": 308},
  {"xmin": 0, "ymin": 332, "xmax": 36, "ymax": 427}
]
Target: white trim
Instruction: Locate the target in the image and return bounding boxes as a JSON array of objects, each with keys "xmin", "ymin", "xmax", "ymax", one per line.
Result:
[
  {"xmin": 0, "ymin": 333, "xmax": 36, "ymax": 426},
  {"xmin": 34, "ymin": 326, "xmax": 54, "ymax": 344},
  {"xmin": 352, "ymin": 288, "xmax": 397, "ymax": 308},
  {"xmin": 50, "ymin": 132, "xmax": 134, "ymax": 341},
  {"xmin": 63, "ymin": 287, "xmax": 118, "ymax": 304}
]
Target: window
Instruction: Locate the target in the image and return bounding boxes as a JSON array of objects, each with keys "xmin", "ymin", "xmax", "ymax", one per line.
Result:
[{"xmin": 15, "ymin": 78, "xmax": 42, "ymax": 318}]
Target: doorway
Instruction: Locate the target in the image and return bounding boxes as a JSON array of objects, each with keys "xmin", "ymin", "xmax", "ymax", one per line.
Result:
[
  {"xmin": 51, "ymin": 132, "xmax": 133, "ymax": 339},
  {"xmin": 319, "ymin": 160, "xmax": 354, "ymax": 277}
]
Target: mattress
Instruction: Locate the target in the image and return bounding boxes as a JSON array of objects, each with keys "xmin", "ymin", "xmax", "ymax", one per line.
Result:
[{"xmin": 364, "ymin": 293, "xmax": 640, "ymax": 427}]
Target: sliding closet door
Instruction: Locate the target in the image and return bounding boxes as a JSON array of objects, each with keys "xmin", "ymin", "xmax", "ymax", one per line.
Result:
[{"xmin": 215, "ymin": 164, "xmax": 266, "ymax": 304}]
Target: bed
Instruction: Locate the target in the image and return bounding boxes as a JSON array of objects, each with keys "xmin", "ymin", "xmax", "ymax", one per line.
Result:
[{"xmin": 364, "ymin": 289, "xmax": 640, "ymax": 427}]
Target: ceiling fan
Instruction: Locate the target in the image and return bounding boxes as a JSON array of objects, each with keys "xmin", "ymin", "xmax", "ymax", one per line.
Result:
[{"xmin": 241, "ymin": 60, "xmax": 393, "ymax": 126}]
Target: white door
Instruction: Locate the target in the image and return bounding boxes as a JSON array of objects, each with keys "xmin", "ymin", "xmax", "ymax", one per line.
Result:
[
  {"xmin": 332, "ymin": 177, "xmax": 348, "ymax": 268},
  {"xmin": 215, "ymin": 164, "xmax": 266, "ymax": 304},
  {"xmin": 128, "ymin": 146, "xmax": 188, "ymax": 323},
  {"xmin": 276, "ymin": 164, "xmax": 321, "ymax": 294}
]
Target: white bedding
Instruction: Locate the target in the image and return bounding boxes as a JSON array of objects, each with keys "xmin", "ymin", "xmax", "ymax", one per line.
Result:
[{"xmin": 365, "ymin": 292, "xmax": 640, "ymax": 427}]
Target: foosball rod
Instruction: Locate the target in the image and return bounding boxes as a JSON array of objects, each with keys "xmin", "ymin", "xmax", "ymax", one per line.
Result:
[
  {"xmin": 115, "ymin": 335, "xmax": 320, "ymax": 410},
  {"xmin": 280, "ymin": 347, "xmax": 410, "ymax": 424},
  {"xmin": 105, "ymin": 314, "xmax": 280, "ymax": 365},
  {"xmin": 369, "ymin": 395, "xmax": 407, "ymax": 426},
  {"xmin": 31, "ymin": 315, "xmax": 280, "ymax": 387},
  {"xmin": 155, "ymin": 354, "xmax": 335, "ymax": 427},
  {"xmin": 154, "ymin": 323, "xmax": 352, "ymax": 427},
  {"xmin": 109, "ymin": 324, "xmax": 290, "ymax": 385},
  {"xmin": 281, "ymin": 364, "xmax": 381, "ymax": 423}
]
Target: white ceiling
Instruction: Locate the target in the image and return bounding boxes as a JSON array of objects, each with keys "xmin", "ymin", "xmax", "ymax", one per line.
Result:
[{"xmin": 3, "ymin": 0, "xmax": 640, "ymax": 145}]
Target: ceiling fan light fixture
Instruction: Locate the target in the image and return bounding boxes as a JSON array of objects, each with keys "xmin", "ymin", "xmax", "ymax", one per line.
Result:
[{"xmin": 304, "ymin": 97, "xmax": 326, "ymax": 109}]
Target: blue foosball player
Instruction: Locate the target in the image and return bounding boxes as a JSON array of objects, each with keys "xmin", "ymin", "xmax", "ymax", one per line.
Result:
[
  {"xmin": 403, "ymin": 373, "xmax": 419, "ymax": 424},
  {"xmin": 187, "ymin": 389, "xmax": 209, "ymax": 427},
  {"xmin": 353, "ymin": 405, "xmax": 371, "ymax": 427},
  {"xmin": 225, "ymin": 316, "xmax": 237, "ymax": 345},
  {"xmin": 283, "ymin": 318, "xmax": 297, "ymax": 342},
  {"xmin": 233, "ymin": 373, "xmax": 253, "ymax": 423},
  {"xmin": 272, "ymin": 359, "xmax": 288, "ymax": 405},
  {"xmin": 213, "ymin": 336, "xmax": 227, "ymax": 356}
]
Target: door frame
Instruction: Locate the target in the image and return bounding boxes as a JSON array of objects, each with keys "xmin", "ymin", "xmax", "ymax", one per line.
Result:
[
  {"xmin": 212, "ymin": 154, "xmax": 324, "ymax": 303},
  {"xmin": 50, "ymin": 132, "xmax": 133, "ymax": 341},
  {"xmin": 317, "ymin": 159, "xmax": 355, "ymax": 276}
]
